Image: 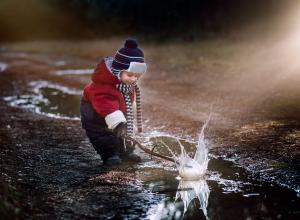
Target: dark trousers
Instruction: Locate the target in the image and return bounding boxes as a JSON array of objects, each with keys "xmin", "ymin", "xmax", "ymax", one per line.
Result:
[{"xmin": 80, "ymin": 98, "xmax": 123, "ymax": 161}]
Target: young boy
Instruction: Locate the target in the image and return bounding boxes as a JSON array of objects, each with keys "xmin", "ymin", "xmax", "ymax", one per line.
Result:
[{"xmin": 80, "ymin": 39, "xmax": 147, "ymax": 166}]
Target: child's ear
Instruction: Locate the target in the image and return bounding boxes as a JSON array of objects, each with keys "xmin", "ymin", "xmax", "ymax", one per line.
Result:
[
  {"xmin": 119, "ymin": 71, "xmax": 124, "ymax": 79},
  {"xmin": 135, "ymin": 73, "xmax": 143, "ymax": 79}
]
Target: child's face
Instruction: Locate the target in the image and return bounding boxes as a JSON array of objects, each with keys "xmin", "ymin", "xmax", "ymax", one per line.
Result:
[{"xmin": 120, "ymin": 71, "xmax": 142, "ymax": 85}]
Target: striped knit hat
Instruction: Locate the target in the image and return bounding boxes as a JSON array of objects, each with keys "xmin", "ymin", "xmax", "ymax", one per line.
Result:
[{"xmin": 111, "ymin": 39, "xmax": 146, "ymax": 77}]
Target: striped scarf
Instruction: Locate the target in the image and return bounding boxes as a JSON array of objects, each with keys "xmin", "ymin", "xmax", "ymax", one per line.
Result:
[{"xmin": 117, "ymin": 83, "xmax": 142, "ymax": 137}]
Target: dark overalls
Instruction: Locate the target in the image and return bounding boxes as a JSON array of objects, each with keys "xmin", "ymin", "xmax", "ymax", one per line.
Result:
[{"xmin": 80, "ymin": 98, "xmax": 125, "ymax": 162}]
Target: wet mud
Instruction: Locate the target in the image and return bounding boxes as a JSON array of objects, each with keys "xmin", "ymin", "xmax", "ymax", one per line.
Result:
[{"xmin": 0, "ymin": 45, "xmax": 299, "ymax": 219}]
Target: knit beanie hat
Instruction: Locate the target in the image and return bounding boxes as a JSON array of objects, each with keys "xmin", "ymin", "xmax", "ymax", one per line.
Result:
[{"xmin": 111, "ymin": 39, "xmax": 147, "ymax": 77}]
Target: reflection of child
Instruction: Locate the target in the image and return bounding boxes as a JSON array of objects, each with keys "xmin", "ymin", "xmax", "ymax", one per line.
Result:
[{"xmin": 80, "ymin": 39, "xmax": 147, "ymax": 166}]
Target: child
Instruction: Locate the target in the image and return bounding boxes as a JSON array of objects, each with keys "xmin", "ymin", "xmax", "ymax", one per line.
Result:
[{"xmin": 80, "ymin": 39, "xmax": 147, "ymax": 166}]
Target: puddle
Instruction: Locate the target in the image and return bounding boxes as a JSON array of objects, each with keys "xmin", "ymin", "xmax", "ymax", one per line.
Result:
[
  {"xmin": 4, "ymin": 80, "xmax": 81, "ymax": 119},
  {"xmin": 139, "ymin": 136, "xmax": 300, "ymax": 220},
  {"xmin": 4, "ymin": 80, "xmax": 300, "ymax": 219},
  {"xmin": 0, "ymin": 62, "xmax": 8, "ymax": 72},
  {"xmin": 52, "ymin": 69, "xmax": 93, "ymax": 75}
]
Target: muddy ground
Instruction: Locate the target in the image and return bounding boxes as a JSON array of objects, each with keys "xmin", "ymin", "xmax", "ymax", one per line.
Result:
[{"xmin": 0, "ymin": 40, "xmax": 299, "ymax": 219}]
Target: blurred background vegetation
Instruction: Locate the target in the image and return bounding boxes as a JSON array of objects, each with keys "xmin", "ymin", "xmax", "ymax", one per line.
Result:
[{"xmin": 0, "ymin": 0, "xmax": 291, "ymax": 42}]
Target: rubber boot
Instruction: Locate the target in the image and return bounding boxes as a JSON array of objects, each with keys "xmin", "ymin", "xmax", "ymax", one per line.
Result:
[
  {"xmin": 104, "ymin": 155, "xmax": 122, "ymax": 166},
  {"xmin": 123, "ymin": 140, "xmax": 141, "ymax": 163}
]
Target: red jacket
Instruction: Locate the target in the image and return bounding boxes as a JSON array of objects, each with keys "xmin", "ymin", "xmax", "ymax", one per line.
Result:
[{"xmin": 83, "ymin": 58, "xmax": 133, "ymax": 119}]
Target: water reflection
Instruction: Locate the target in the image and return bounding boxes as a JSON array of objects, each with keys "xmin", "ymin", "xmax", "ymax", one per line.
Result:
[
  {"xmin": 4, "ymin": 80, "xmax": 81, "ymax": 119},
  {"xmin": 176, "ymin": 178, "xmax": 210, "ymax": 219},
  {"xmin": 148, "ymin": 178, "xmax": 210, "ymax": 220}
]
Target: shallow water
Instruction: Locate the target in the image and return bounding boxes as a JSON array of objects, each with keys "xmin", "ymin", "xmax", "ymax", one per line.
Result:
[
  {"xmin": 4, "ymin": 80, "xmax": 300, "ymax": 219},
  {"xmin": 38, "ymin": 87, "xmax": 81, "ymax": 117},
  {"xmin": 0, "ymin": 62, "xmax": 8, "ymax": 72},
  {"xmin": 140, "ymin": 136, "xmax": 300, "ymax": 219},
  {"xmin": 4, "ymin": 81, "xmax": 81, "ymax": 119},
  {"xmin": 52, "ymin": 69, "xmax": 93, "ymax": 76}
]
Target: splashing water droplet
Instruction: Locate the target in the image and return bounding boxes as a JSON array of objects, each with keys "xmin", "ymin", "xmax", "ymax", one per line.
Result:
[{"xmin": 163, "ymin": 116, "xmax": 211, "ymax": 180}]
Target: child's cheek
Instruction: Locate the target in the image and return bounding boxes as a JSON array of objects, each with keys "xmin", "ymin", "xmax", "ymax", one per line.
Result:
[
  {"xmin": 122, "ymin": 78, "xmax": 130, "ymax": 85},
  {"xmin": 120, "ymin": 75, "xmax": 127, "ymax": 83}
]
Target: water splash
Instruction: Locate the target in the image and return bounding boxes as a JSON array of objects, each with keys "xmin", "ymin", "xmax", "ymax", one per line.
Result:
[
  {"xmin": 162, "ymin": 117, "xmax": 210, "ymax": 180},
  {"xmin": 158, "ymin": 118, "xmax": 211, "ymax": 218}
]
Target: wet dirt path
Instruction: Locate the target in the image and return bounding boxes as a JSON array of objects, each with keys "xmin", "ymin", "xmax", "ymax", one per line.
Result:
[
  {"xmin": 0, "ymin": 82, "xmax": 160, "ymax": 219},
  {"xmin": 0, "ymin": 48, "xmax": 299, "ymax": 219},
  {"xmin": 0, "ymin": 52, "xmax": 160, "ymax": 219}
]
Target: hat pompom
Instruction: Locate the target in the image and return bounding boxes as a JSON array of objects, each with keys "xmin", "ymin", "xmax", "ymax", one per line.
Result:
[{"xmin": 124, "ymin": 39, "xmax": 138, "ymax": 48}]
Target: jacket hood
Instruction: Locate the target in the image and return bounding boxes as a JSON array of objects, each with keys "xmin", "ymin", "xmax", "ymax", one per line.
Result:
[{"xmin": 91, "ymin": 57, "xmax": 120, "ymax": 85}]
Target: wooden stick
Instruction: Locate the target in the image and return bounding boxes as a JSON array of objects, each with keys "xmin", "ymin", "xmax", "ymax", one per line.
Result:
[{"xmin": 125, "ymin": 136, "xmax": 176, "ymax": 163}]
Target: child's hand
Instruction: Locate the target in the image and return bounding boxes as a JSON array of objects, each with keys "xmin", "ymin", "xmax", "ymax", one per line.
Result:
[{"xmin": 113, "ymin": 122, "xmax": 127, "ymax": 138}]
